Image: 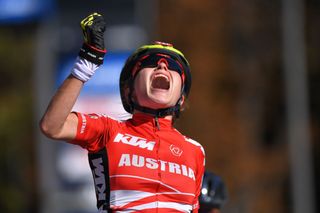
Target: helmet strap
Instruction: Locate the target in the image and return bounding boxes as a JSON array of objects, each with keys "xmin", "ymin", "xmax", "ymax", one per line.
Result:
[{"xmin": 132, "ymin": 101, "xmax": 181, "ymax": 118}]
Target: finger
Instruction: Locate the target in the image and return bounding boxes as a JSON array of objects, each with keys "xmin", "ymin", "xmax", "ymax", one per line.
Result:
[{"xmin": 80, "ymin": 13, "xmax": 97, "ymax": 28}]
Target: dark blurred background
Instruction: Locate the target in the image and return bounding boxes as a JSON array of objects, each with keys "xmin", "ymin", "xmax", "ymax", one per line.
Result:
[{"xmin": 0, "ymin": 0, "xmax": 319, "ymax": 213}]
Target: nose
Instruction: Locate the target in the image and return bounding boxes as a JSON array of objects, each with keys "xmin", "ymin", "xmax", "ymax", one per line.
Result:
[{"xmin": 156, "ymin": 58, "xmax": 169, "ymax": 71}]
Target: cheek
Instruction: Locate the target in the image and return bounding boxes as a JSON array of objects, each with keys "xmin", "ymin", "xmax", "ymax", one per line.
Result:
[
  {"xmin": 134, "ymin": 69, "xmax": 150, "ymax": 86},
  {"xmin": 133, "ymin": 71, "xmax": 149, "ymax": 96},
  {"xmin": 172, "ymin": 72, "xmax": 183, "ymax": 92}
]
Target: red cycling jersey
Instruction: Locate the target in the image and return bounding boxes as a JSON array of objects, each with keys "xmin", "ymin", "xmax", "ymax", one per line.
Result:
[{"xmin": 70, "ymin": 112, "xmax": 205, "ymax": 212}]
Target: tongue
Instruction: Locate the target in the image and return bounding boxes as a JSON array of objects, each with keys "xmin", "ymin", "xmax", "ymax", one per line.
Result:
[{"xmin": 152, "ymin": 76, "xmax": 169, "ymax": 90}]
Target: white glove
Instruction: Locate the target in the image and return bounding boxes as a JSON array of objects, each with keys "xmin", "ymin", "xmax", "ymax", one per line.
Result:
[{"xmin": 71, "ymin": 56, "xmax": 99, "ymax": 82}]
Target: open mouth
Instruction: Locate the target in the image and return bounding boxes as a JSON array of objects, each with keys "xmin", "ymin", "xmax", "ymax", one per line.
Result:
[{"xmin": 151, "ymin": 73, "xmax": 170, "ymax": 90}]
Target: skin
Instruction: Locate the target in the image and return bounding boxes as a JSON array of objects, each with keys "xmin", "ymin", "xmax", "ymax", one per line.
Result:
[
  {"xmin": 39, "ymin": 61, "xmax": 183, "ymax": 141},
  {"xmin": 133, "ymin": 61, "xmax": 183, "ymax": 110},
  {"xmin": 39, "ymin": 75, "xmax": 83, "ymax": 141}
]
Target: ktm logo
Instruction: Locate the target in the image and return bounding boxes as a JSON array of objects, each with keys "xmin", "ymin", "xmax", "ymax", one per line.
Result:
[
  {"xmin": 91, "ymin": 157, "xmax": 106, "ymax": 201},
  {"xmin": 114, "ymin": 133, "xmax": 156, "ymax": 151}
]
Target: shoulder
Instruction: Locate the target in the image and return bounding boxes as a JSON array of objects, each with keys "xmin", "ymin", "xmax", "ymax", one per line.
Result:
[
  {"xmin": 86, "ymin": 113, "xmax": 123, "ymax": 122},
  {"xmin": 75, "ymin": 112, "xmax": 124, "ymax": 127},
  {"xmin": 183, "ymin": 136, "xmax": 205, "ymax": 156},
  {"xmin": 173, "ymin": 129, "xmax": 204, "ymax": 150},
  {"xmin": 171, "ymin": 128, "xmax": 205, "ymax": 157}
]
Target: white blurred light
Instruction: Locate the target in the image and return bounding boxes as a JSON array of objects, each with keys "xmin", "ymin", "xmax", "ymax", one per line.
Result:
[{"xmin": 201, "ymin": 188, "xmax": 208, "ymax": 195}]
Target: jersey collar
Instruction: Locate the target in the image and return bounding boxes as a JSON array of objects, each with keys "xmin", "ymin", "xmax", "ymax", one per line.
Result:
[{"xmin": 131, "ymin": 113, "xmax": 173, "ymax": 130}]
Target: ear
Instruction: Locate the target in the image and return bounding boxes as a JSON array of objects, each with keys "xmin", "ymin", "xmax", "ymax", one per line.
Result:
[{"xmin": 179, "ymin": 95, "xmax": 185, "ymax": 106}]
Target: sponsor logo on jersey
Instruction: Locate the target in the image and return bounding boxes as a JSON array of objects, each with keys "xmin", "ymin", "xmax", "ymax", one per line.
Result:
[
  {"xmin": 169, "ymin": 144, "xmax": 183, "ymax": 157},
  {"xmin": 91, "ymin": 157, "xmax": 106, "ymax": 201},
  {"xmin": 89, "ymin": 115, "xmax": 99, "ymax": 119},
  {"xmin": 114, "ymin": 133, "xmax": 156, "ymax": 151},
  {"xmin": 80, "ymin": 113, "xmax": 87, "ymax": 134},
  {"xmin": 118, "ymin": 153, "xmax": 196, "ymax": 181}
]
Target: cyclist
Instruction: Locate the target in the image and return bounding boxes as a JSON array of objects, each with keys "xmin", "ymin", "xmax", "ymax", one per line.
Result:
[
  {"xmin": 40, "ymin": 13, "xmax": 205, "ymax": 212},
  {"xmin": 199, "ymin": 171, "xmax": 227, "ymax": 213}
]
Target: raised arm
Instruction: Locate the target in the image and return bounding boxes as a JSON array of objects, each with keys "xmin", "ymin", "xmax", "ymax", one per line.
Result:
[
  {"xmin": 39, "ymin": 13, "xmax": 107, "ymax": 141},
  {"xmin": 40, "ymin": 74, "xmax": 83, "ymax": 140}
]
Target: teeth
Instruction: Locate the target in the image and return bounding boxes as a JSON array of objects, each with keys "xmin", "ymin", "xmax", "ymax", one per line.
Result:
[{"xmin": 154, "ymin": 73, "xmax": 169, "ymax": 81}]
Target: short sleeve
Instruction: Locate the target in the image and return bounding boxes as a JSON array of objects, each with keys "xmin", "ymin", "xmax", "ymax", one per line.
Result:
[{"xmin": 69, "ymin": 112, "xmax": 118, "ymax": 152}]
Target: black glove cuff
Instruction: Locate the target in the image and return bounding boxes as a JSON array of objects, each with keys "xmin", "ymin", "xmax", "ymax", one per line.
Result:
[{"xmin": 79, "ymin": 43, "xmax": 107, "ymax": 65}]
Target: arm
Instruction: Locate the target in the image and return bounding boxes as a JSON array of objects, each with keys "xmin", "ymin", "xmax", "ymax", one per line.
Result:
[
  {"xmin": 39, "ymin": 75, "xmax": 83, "ymax": 140},
  {"xmin": 39, "ymin": 13, "xmax": 107, "ymax": 141}
]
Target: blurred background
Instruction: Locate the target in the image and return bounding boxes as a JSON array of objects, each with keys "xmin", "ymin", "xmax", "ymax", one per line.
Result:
[{"xmin": 0, "ymin": 0, "xmax": 319, "ymax": 212}]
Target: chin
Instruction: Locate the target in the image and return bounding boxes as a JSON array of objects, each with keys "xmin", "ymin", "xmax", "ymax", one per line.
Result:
[
  {"xmin": 137, "ymin": 91, "xmax": 177, "ymax": 109},
  {"xmin": 149, "ymin": 94, "xmax": 172, "ymax": 105},
  {"xmin": 152, "ymin": 100, "xmax": 176, "ymax": 109}
]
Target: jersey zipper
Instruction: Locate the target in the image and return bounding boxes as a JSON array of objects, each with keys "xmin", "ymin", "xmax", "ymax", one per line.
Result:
[
  {"xmin": 153, "ymin": 116, "xmax": 161, "ymax": 212},
  {"xmin": 155, "ymin": 116, "xmax": 160, "ymax": 130}
]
